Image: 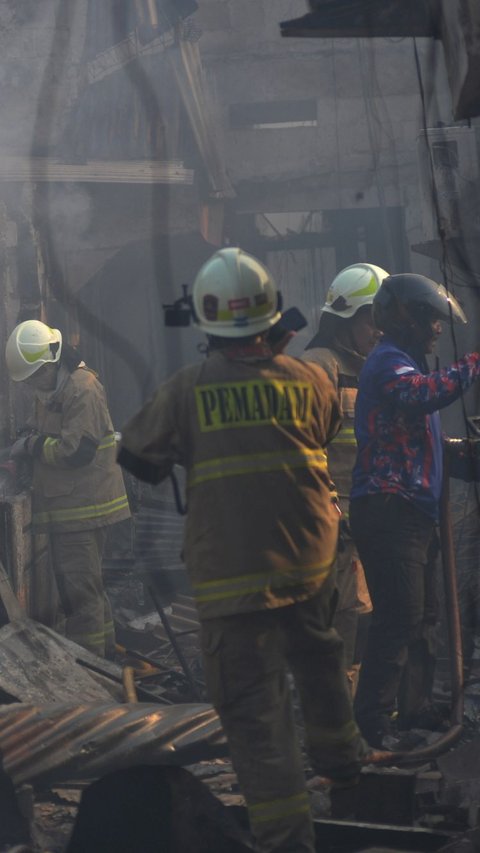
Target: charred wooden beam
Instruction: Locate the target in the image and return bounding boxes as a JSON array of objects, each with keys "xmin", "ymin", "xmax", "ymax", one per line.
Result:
[
  {"xmin": 0, "ymin": 157, "xmax": 193, "ymax": 186},
  {"xmin": 0, "ymin": 701, "xmax": 226, "ymax": 788}
]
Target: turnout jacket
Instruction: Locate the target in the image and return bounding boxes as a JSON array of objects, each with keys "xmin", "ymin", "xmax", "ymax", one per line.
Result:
[
  {"xmin": 351, "ymin": 339, "xmax": 480, "ymax": 519},
  {"xmin": 302, "ymin": 342, "xmax": 364, "ymax": 515},
  {"xmin": 29, "ymin": 366, "xmax": 130, "ymax": 532},
  {"xmin": 119, "ymin": 347, "xmax": 342, "ymax": 619}
]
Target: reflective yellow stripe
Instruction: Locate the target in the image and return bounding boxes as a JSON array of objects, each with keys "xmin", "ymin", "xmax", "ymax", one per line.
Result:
[
  {"xmin": 104, "ymin": 621, "xmax": 115, "ymax": 641},
  {"xmin": 98, "ymin": 433, "xmax": 116, "ymax": 450},
  {"xmin": 69, "ymin": 629, "xmax": 105, "ymax": 649},
  {"xmin": 192, "ymin": 557, "xmax": 333, "ymax": 604},
  {"xmin": 249, "ymin": 791, "xmax": 310, "ymax": 826},
  {"xmin": 20, "ymin": 343, "xmax": 51, "ymax": 364},
  {"xmin": 331, "ymin": 427, "xmax": 356, "ymax": 445},
  {"xmin": 217, "ymin": 301, "xmax": 274, "ymax": 323},
  {"xmin": 41, "ymin": 432, "xmax": 115, "ymax": 465},
  {"xmin": 308, "ymin": 718, "xmax": 359, "ymax": 746},
  {"xmin": 351, "ymin": 275, "xmax": 378, "ymax": 299},
  {"xmin": 189, "ymin": 448, "xmax": 327, "ymax": 488},
  {"xmin": 33, "ymin": 494, "xmax": 129, "ymax": 525},
  {"xmin": 42, "ymin": 437, "xmax": 59, "ymax": 465}
]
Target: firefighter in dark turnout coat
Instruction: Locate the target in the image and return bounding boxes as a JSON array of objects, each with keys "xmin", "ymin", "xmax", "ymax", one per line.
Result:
[
  {"xmin": 303, "ymin": 262, "xmax": 389, "ymax": 692},
  {"xmin": 118, "ymin": 248, "xmax": 368, "ymax": 853},
  {"xmin": 350, "ymin": 275, "xmax": 480, "ymax": 746}
]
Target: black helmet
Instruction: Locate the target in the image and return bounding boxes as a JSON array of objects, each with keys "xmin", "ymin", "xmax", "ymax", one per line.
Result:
[{"xmin": 373, "ymin": 274, "xmax": 467, "ymax": 334}]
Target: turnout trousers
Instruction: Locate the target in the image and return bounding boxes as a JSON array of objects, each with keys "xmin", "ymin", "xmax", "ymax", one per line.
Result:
[
  {"xmin": 200, "ymin": 573, "xmax": 366, "ymax": 853},
  {"xmin": 49, "ymin": 527, "xmax": 115, "ymax": 658},
  {"xmin": 350, "ymin": 494, "xmax": 438, "ymax": 745},
  {"xmin": 333, "ymin": 532, "xmax": 372, "ymax": 695},
  {"xmin": 333, "ymin": 539, "xmax": 359, "ymax": 673}
]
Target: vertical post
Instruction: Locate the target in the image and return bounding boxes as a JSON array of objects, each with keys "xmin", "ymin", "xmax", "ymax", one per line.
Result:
[{"xmin": 439, "ymin": 453, "xmax": 464, "ymax": 724}]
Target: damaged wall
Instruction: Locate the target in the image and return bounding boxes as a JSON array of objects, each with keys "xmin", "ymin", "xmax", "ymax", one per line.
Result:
[
  {"xmin": 0, "ymin": 0, "xmax": 220, "ymax": 431},
  {"xmin": 0, "ymin": 1, "xmax": 479, "ymax": 617},
  {"xmin": 194, "ymin": 0, "xmax": 480, "ymax": 421},
  {"xmin": 1, "ymin": 0, "xmax": 480, "ymax": 415}
]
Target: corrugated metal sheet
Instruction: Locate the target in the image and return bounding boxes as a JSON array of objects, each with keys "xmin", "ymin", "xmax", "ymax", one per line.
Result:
[
  {"xmin": 0, "ymin": 701, "xmax": 226, "ymax": 788},
  {"xmin": 134, "ymin": 505, "xmax": 185, "ymax": 572}
]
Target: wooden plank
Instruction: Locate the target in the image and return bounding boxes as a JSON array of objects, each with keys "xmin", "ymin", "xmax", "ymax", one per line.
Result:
[
  {"xmin": 0, "ymin": 620, "xmax": 117, "ymax": 704},
  {"xmin": 0, "ymin": 158, "xmax": 194, "ymax": 185}
]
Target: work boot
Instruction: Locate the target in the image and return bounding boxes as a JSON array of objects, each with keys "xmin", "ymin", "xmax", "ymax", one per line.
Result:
[
  {"xmin": 361, "ymin": 747, "xmax": 394, "ymax": 765},
  {"xmin": 327, "ymin": 745, "xmax": 395, "ymax": 820},
  {"xmin": 356, "ymin": 712, "xmax": 397, "ymax": 749},
  {"xmin": 317, "ymin": 744, "xmax": 394, "ymax": 790}
]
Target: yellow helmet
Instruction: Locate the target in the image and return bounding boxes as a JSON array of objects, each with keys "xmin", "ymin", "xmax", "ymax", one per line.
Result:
[
  {"xmin": 5, "ymin": 320, "xmax": 62, "ymax": 382},
  {"xmin": 192, "ymin": 248, "xmax": 281, "ymax": 338}
]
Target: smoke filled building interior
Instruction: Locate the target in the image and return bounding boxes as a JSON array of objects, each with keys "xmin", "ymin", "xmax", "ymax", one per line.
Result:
[{"xmin": 0, "ymin": 1, "xmax": 480, "ymax": 851}]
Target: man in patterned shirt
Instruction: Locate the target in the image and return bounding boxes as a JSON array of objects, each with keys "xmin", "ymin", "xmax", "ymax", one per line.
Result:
[{"xmin": 349, "ymin": 273, "xmax": 480, "ymax": 747}]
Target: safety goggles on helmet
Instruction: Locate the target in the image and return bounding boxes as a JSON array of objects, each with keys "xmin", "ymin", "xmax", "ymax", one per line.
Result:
[
  {"xmin": 373, "ymin": 274, "xmax": 467, "ymax": 332},
  {"xmin": 5, "ymin": 320, "xmax": 63, "ymax": 382}
]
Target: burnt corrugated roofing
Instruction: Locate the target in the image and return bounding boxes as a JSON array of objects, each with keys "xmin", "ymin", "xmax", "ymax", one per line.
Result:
[{"xmin": 0, "ymin": 702, "xmax": 227, "ymax": 788}]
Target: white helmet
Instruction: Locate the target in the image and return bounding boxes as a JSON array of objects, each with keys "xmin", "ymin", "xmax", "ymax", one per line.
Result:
[
  {"xmin": 192, "ymin": 247, "xmax": 281, "ymax": 338},
  {"xmin": 322, "ymin": 263, "xmax": 390, "ymax": 319},
  {"xmin": 5, "ymin": 320, "xmax": 62, "ymax": 382}
]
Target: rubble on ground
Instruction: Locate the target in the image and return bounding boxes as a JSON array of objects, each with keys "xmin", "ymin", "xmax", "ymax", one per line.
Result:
[{"xmin": 2, "ymin": 587, "xmax": 480, "ymax": 852}]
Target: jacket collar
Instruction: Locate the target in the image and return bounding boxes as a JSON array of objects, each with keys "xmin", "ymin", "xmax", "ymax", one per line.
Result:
[{"xmin": 217, "ymin": 342, "xmax": 274, "ymax": 362}]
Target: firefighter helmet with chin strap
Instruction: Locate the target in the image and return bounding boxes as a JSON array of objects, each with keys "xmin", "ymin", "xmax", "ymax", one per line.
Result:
[
  {"xmin": 322, "ymin": 263, "xmax": 390, "ymax": 319},
  {"xmin": 5, "ymin": 320, "xmax": 62, "ymax": 382},
  {"xmin": 192, "ymin": 247, "xmax": 282, "ymax": 338},
  {"xmin": 373, "ymin": 274, "xmax": 467, "ymax": 334}
]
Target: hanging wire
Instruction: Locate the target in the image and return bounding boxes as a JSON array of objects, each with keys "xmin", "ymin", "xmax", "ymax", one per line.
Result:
[
  {"xmin": 412, "ymin": 38, "xmax": 480, "ymax": 530},
  {"xmin": 413, "ymin": 40, "xmax": 479, "ymax": 428},
  {"xmin": 28, "ymin": 0, "xmax": 189, "ymax": 407}
]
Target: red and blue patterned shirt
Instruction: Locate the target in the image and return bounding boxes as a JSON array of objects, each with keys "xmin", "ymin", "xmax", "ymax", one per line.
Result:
[{"xmin": 351, "ymin": 338, "xmax": 480, "ymax": 519}]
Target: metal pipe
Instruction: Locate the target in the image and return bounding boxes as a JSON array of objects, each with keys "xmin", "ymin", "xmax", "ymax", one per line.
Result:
[
  {"xmin": 147, "ymin": 584, "xmax": 201, "ymax": 701},
  {"xmin": 145, "ymin": 0, "xmax": 159, "ymax": 28},
  {"xmin": 122, "ymin": 666, "xmax": 138, "ymax": 704}
]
